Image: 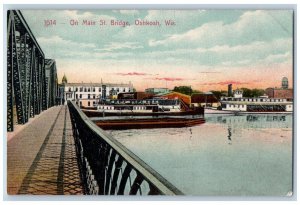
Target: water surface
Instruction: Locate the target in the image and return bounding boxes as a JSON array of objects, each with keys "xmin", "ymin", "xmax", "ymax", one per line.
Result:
[{"xmin": 106, "ymin": 114, "xmax": 293, "ymax": 196}]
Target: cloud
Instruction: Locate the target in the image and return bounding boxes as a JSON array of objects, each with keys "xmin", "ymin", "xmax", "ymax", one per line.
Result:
[
  {"xmin": 64, "ymin": 10, "xmax": 94, "ymax": 19},
  {"xmin": 119, "ymin": 10, "xmax": 140, "ymax": 15},
  {"xmin": 261, "ymin": 51, "xmax": 291, "ymax": 64},
  {"xmin": 95, "ymin": 42, "xmax": 143, "ymax": 51},
  {"xmin": 145, "ymin": 38, "xmax": 292, "ymax": 67},
  {"xmin": 199, "ymin": 71, "xmax": 221, "ymax": 74},
  {"xmin": 148, "ymin": 10, "xmax": 292, "ymax": 48},
  {"xmin": 115, "ymin": 72, "xmax": 149, "ymax": 76},
  {"xmin": 148, "ymin": 77, "xmax": 187, "ymax": 81},
  {"xmin": 64, "ymin": 10, "xmax": 114, "ymax": 21},
  {"xmin": 200, "ymin": 81, "xmax": 249, "ymax": 86},
  {"xmin": 38, "ymin": 35, "xmax": 96, "ymax": 48}
]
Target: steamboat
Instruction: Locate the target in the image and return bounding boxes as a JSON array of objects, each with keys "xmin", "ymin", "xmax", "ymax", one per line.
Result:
[
  {"xmin": 219, "ymin": 90, "xmax": 293, "ymax": 114},
  {"xmin": 82, "ymin": 99, "xmax": 205, "ymax": 129}
]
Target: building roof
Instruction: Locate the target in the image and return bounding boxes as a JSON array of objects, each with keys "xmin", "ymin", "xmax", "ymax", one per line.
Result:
[
  {"xmin": 155, "ymin": 91, "xmax": 191, "ymax": 97},
  {"xmin": 191, "ymin": 93, "xmax": 219, "ymax": 103},
  {"xmin": 64, "ymin": 82, "xmax": 133, "ymax": 87}
]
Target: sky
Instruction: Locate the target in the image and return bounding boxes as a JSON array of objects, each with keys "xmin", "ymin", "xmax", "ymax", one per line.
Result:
[{"xmin": 22, "ymin": 9, "xmax": 294, "ymax": 92}]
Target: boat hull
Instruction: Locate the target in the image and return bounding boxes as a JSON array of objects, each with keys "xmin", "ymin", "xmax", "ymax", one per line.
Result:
[
  {"xmin": 94, "ymin": 117, "xmax": 205, "ymax": 130},
  {"xmin": 83, "ymin": 107, "xmax": 204, "ymax": 117}
]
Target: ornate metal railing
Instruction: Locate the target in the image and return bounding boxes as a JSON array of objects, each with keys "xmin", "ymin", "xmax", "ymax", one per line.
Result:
[{"xmin": 68, "ymin": 101, "xmax": 183, "ymax": 195}]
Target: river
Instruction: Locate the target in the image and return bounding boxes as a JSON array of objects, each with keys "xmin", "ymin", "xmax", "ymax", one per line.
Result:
[{"xmin": 106, "ymin": 114, "xmax": 293, "ymax": 196}]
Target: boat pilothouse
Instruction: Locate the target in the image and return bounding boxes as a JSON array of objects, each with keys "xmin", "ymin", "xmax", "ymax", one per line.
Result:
[{"xmin": 97, "ymin": 99, "xmax": 182, "ymax": 113}]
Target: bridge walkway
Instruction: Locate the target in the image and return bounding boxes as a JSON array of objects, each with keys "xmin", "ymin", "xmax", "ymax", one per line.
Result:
[{"xmin": 7, "ymin": 105, "xmax": 83, "ymax": 195}]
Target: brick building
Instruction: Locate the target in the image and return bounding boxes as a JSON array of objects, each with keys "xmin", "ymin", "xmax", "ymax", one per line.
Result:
[
  {"xmin": 191, "ymin": 93, "xmax": 220, "ymax": 108},
  {"xmin": 265, "ymin": 88, "xmax": 293, "ymax": 99},
  {"xmin": 265, "ymin": 77, "xmax": 293, "ymax": 99}
]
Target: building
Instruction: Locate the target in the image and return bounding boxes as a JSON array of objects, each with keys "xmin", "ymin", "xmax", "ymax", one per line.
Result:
[
  {"xmin": 265, "ymin": 88, "xmax": 293, "ymax": 99},
  {"xmin": 228, "ymin": 84, "xmax": 233, "ymax": 97},
  {"xmin": 233, "ymin": 89, "xmax": 243, "ymax": 98},
  {"xmin": 59, "ymin": 78, "xmax": 134, "ymax": 108},
  {"xmin": 282, "ymin": 77, "xmax": 289, "ymax": 89},
  {"xmin": 117, "ymin": 92, "xmax": 154, "ymax": 100},
  {"xmin": 265, "ymin": 77, "xmax": 293, "ymax": 99},
  {"xmin": 191, "ymin": 92, "xmax": 220, "ymax": 108},
  {"xmin": 145, "ymin": 88, "xmax": 169, "ymax": 95}
]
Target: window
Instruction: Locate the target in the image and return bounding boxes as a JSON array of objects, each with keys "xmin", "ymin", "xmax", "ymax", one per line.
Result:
[
  {"xmin": 68, "ymin": 87, "xmax": 71, "ymax": 92},
  {"xmin": 75, "ymin": 87, "xmax": 78, "ymax": 92},
  {"xmin": 123, "ymin": 88, "xmax": 126, "ymax": 92},
  {"xmin": 99, "ymin": 87, "xmax": 101, "ymax": 92},
  {"xmin": 80, "ymin": 87, "xmax": 83, "ymax": 92},
  {"xmin": 117, "ymin": 88, "xmax": 119, "ymax": 92},
  {"xmin": 88, "ymin": 101, "xmax": 90, "ymax": 106},
  {"xmin": 88, "ymin": 88, "xmax": 90, "ymax": 92},
  {"xmin": 93, "ymin": 95, "xmax": 95, "ymax": 99},
  {"xmin": 79, "ymin": 94, "xmax": 82, "ymax": 99},
  {"xmin": 84, "ymin": 87, "xmax": 87, "ymax": 92},
  {"xmin": 88, "ymin": 94, "xmax": 90, "ymax": 99},
  {"xmin": 75, "ymin": 94, "xmax": 78, "ymax": 99},
  {"xmin": 93, "ymin": 87, "xmax": 95, "ymax": 92}
]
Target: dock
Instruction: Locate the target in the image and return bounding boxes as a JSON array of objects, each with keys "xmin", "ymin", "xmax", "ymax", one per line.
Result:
[{"xmin": 7, "ymin": 105, "xmax": 83, "ymax": 195}]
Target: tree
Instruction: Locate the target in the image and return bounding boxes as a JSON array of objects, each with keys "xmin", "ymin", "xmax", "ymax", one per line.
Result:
[
  {"xmin": 251, "ymin": 89, "xmax": 265, "ymax": 97},
  {"xmin": 240, "ymin": 88, "xmax": 252, "ymax": 97},
  {"xmin": 192, "ymin": 90, "xmax": 203, "ymax": 94},
  {"xmin": 173, "ymin": 86, "xmax": 193, "ymax": 95},
  {"xmin": 240, "ymin": 88, "xmax": 265, "ymax": 97}
]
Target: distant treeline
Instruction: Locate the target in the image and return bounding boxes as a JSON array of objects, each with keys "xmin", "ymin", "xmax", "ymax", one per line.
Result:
[{"xmin": 172, "ymin": 86, "xmax": 266, "ymax": 99}]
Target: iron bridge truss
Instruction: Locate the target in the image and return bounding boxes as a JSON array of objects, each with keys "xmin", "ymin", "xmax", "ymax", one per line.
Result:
[{"xmin": 7, "ymin": 10, "xmax": 58, "ymax": 131}]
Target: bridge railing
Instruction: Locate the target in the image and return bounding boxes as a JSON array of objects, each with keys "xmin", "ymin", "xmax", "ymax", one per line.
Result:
[{"xmin": 68, "ymin": 101, "xmax": 183, "ymax": 195}]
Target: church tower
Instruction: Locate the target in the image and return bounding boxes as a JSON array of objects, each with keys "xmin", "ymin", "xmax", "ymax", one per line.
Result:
[
  {"xmin": 62, "ymin": 73, "xmax": 68, "ymax": 84},
  {"xmin": 281, "ymin": 77, "xmax": 288, "ymax": 89}
]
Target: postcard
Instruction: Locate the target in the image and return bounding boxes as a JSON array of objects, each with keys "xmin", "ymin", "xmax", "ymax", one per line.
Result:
[{"xmin": 6, "ymin": 8, "xmax": 294, "ymax": 197}]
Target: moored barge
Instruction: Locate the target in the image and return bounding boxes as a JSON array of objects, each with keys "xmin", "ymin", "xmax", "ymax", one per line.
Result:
[{"xmin": 93, "ymin": 116, "xmax": 205, "ymax": 130}]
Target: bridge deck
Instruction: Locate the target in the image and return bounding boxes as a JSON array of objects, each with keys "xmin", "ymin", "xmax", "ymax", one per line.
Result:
[{"xmin": 7, "ymin": 105, "xmax": 83, "ymax": 195}]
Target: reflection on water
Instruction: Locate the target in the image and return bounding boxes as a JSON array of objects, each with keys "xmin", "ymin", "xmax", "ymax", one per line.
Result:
[
  {"xmin": 207, "ymin": 114, "xmax": 292, "ymax": 129},
  {"xmin": 227, "ymin": 126, "xmax": 232, "ymax": 145},
  {"xmin": 107, "ymin": 114, "xmax": 293, "ymax": 196}
]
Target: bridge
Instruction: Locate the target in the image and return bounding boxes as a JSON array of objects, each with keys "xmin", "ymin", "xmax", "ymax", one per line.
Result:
[
  {"xmin": 6, "ymin": 10, "xmax": 183, "ymax": 196},
  {"xmin": 7, "ymin": 10, "xmax": 58, "ymax": 132}
]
